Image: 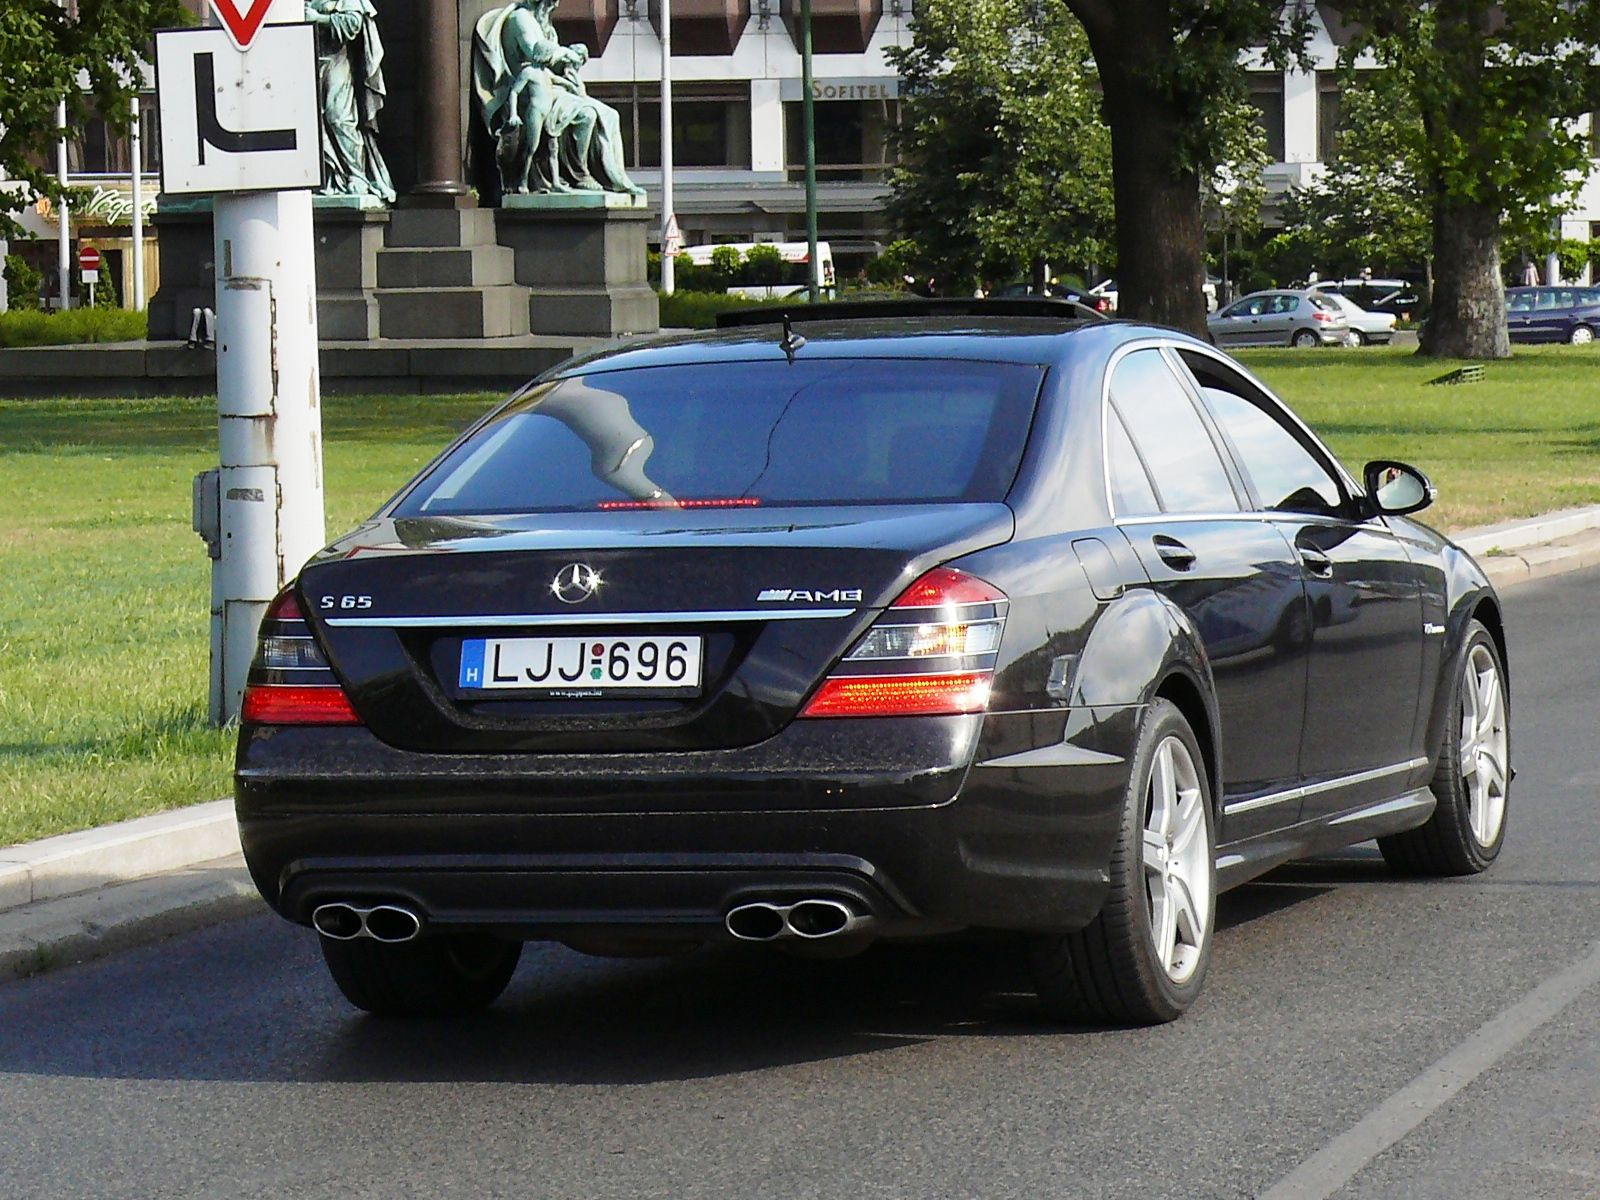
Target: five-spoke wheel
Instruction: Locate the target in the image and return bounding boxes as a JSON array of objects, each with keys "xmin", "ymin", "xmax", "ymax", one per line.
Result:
[{"xmin": 1379, "ymin": 619, "xmax": 1509, "ymax": 875}]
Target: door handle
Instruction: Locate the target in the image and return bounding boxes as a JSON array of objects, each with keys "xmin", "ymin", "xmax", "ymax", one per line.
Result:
[
  {"xmin": 1153, "ymin": 535, "xmax": 1196, "ymax": 570},
  {"xmin": 1299, "ymin": 547, "xmax": 1334, "ymax": 577}
]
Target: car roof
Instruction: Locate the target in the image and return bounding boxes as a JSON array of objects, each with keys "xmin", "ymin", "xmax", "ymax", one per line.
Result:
[{"xmin": 547, "ymin": 311, "xmax": 1136, "ymax": 379}]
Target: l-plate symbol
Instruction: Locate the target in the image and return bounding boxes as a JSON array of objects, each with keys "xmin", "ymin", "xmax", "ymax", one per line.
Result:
[{"xmin": 194, "ymin": 52, "xmax": 297, "ymax": 164}]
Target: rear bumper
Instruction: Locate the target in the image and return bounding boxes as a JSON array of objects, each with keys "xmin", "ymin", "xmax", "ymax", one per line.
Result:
[{"xmin": 235, "ymin": 707, "xmax": 1137, "ymax": 938}]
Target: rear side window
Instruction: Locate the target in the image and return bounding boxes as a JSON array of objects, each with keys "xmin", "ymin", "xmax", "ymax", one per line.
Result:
[
  {"xmin": 394, "ymin": 358, "xmax": 1045, "ymax": 515},
  {"xmin": 1108, "ymin": 350, "xmax": 1239, "ymax": 516}
]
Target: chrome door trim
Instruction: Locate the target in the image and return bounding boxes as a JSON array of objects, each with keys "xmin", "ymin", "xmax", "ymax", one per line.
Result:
[{"xmin": 1222, "ymin": 757, "xmax": 1430, "ymax": 817}]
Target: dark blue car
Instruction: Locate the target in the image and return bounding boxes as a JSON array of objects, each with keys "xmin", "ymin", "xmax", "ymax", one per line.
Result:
[{"xmin": 1506, "ymin": 286, "xmax": 1600, "ymax": 344}]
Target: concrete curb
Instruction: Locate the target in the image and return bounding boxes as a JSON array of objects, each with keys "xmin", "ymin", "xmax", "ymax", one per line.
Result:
[{"xmin": 4, "ymin": 502, "xmax": 1600, "ymax": 981}]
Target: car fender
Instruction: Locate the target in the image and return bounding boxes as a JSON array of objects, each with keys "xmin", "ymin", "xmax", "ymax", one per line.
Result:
[
  {"xmin": 1070, "ymin": 587, "xmax": 1224, "ymax": 791},
  {"xmin": 1422, "ymin": 543, "xmax": 1506, "ymax": 765}
]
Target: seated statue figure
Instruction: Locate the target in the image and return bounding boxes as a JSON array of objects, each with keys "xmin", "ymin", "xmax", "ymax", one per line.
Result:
[{"xmin": 471, "ymin": 0, "xmax": 645, "ymax": 199}]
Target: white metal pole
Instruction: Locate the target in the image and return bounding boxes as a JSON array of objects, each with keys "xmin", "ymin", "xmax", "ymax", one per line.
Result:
[
  {"xmin": 56, "ymin": 100, "xmax": 71, "ymax": 311},
  {"xmin": 131, "ymin": 95, "xmax": 145, "ymax": 311},
  {"xmin": 208, "ymin": 0, "xmax": 326, "ymax": 724},
  {"xmin": 659, "ymin": 0, "xmax": 675, "ymax": 295}
]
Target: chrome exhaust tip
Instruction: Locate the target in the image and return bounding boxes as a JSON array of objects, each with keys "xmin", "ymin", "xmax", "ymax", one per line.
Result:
[
  {"xmin": 364, "ymin": 904, "xmax": 423, "ymax": 943},
  {"xmin": 785, "ymin": 899, "xmax": 858, "ymax": 939},
  {"xmin": 725, "ymin": 902, "xmax": 787, "ymax": 941},
  {"xmin": 311, "ymin": 903, "xmax": 363, "ymax": 940},
  {"xmin": 311, "ymin": 902, "xmax": 423, "ymax": 943}
]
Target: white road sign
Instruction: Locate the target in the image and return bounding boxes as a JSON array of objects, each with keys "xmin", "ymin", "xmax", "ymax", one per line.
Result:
[{"xmin": 154, "ymin": 23, "xmax": 321, "ymax": 196}]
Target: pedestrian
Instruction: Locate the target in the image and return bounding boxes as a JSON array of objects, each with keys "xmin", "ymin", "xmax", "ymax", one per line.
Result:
[{"xmin": 1521, "ymin": 260, "xmax": 1538, "ymax": 287}]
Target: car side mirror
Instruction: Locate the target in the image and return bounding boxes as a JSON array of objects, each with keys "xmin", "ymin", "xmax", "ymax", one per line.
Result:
[{"xmin": 1363, "ymin": 460, "xmax": 1435, "ymax": 516}]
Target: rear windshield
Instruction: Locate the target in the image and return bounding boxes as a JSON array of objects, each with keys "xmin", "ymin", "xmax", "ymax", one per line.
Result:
[{"xmin": 394, "ymin": 358, "xmax": 1045, "ymax": 516}]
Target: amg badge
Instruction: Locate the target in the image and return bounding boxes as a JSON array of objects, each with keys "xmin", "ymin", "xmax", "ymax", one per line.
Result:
[{"xmin": 757, "ymin": 587, "xmax": 863, "ymax": 603}]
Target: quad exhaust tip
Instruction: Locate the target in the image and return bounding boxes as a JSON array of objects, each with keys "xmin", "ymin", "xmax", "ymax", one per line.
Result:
[
  {"xmin": 312, "ymin": 902, "xmax": 423, "ymax": 943},
  {"xmin": 725, "ymin": 898, "xmax": 872, "ymax": 942}
]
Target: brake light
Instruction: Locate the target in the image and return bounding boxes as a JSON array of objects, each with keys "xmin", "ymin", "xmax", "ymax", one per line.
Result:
[
  {"xmin": 240, "ymin": 587, "xmax": 363, "ymax": 726},
  {"xmin": 799, "ymin": 566, "xmax": 1008, "ymax": 718},
  {"xmin": 1313, "ymin": 311, "xmax": 1335, "ymax": 322}
]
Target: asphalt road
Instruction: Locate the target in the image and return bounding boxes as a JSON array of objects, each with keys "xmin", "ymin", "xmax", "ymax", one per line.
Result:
[{"xmin": 5, "ymin": 567, "xmax": 1599, "ymax": 1200}]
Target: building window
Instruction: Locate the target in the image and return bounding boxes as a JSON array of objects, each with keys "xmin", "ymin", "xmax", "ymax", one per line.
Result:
[
  {"xmin": 66, "ymin": 95, "xmax": 160, "ymax": 176},
  {"xmin": 1246, "ymin": 73, "xmax": 1285, "ymax": 164},
  {"xmin": 783, "ymin": 99, "xmax": 900, "ymax": 182},
  {"xmin": 587, "ymin": 84, "xmax": 750, "ymax": 170},
  {"xmin": 1317, "ymin": 74, "xmax": 1341, "ymax": 163}
]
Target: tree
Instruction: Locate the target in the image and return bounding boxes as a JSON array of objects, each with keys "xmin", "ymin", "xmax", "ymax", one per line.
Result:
[
  {"xmin": 1269, "ymin": 70, "xmax": 1431, "ymax": 286},
  {"xmin": 885, "ymin": 0, "xmax": 1114, "ymax": 292},
  {"xmin": 0, "ymin": 0, "xmax": 186, "ymax": 240},
  {"xmin": 1058, "ymin": 0, "xmax": 1311, "ymax": 334},
  {"xmin": 1331, "ymin": 0, "xmax": 1600, "ymax": 358},
  {"xmin": 1202, "ymin": 96, "xmax": 1272, "ymax": 303}
]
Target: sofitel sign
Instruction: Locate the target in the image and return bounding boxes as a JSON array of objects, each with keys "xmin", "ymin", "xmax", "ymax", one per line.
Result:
[{"xmin": 779, "ymin": 78, "xmax": 901, "ymax": 102}]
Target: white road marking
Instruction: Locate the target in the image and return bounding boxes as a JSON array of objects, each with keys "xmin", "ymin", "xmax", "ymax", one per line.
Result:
[{"xmin": 1260, "ymin": 937, "xmax": 1600, "ymax": 1200}]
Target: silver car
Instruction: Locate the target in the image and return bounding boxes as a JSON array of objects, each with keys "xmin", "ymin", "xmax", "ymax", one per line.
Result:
[
  {"xmin": 1207, "ymin": 289, "xmax": 1350, "ymax": 348},
  {"xmin": 1319, "ymin": 292, "xmax": 1399, "ymax": 346}
]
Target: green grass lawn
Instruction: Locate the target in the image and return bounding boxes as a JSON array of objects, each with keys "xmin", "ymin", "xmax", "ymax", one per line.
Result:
[{"xmin": 3, "ymin": 345, "xmax": 1599, "ymax": 848}]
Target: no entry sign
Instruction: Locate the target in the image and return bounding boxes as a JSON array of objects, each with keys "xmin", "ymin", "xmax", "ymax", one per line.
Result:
[{"xmin": 79, "ymin": 244, "xmax": 101, "ymax": 283}]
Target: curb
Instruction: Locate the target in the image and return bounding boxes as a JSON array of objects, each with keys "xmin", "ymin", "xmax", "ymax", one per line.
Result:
[{"xmin": 4, "ymin": 502, "xmax": 1600, "ymax": 980}]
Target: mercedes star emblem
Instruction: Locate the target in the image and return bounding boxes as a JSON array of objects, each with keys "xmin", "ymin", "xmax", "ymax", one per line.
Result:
[{"xmin": 551, "ymin": 562, "xmax": 602, "ymax": 604}]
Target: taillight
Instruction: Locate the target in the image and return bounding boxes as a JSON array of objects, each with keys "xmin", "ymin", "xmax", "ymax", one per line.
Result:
[
  {"xmin": 799, "ymin": 567, "xmax": 1008, "ymax": 718},
  {"xmin": 240, "ymin": 587, "xmax": 362, "ymax": 726},
  {"xmin": 1313, "ymin": 311, "xmax": 1335, "ymax": 323}
]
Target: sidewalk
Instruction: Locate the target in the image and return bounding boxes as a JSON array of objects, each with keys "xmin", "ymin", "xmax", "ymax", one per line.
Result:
[{"xmin": 5, "ymin": 504, "xmax": 1600, "ymax": 980}]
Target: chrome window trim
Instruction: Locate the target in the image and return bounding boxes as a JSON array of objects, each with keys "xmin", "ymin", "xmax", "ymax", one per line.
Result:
[
  {"xmin": 1222, "ymin": 757, "xmax": 1430, "ymax": 817},
  {"xmin": 326, "ymin": 608, "xmax": 856, "ymax": 628}
]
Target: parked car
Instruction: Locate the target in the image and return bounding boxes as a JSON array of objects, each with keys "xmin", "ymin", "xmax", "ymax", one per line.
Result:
[
  {"xmin": 1090, "ymin": 277, "xmax": 1219, "ymax": 313},
  {"xmin": 1505, "ymin": 286, "xmax": 1600, "ymax": 345},
  {"xmin": 237, "ymin": 299, "xmax": 1510, "ymax": 1027},
  {"xmin": 1318, "ymin": 292, "xmax": 1399, "ymax": 346},
  {"xmin": 1207, "ymin": 289, "xmax": 1350, "ymax": 347},
  {"xmin": 1307, "ymin": 279, "xmax": 1423, "ymax": 319},
  {"xmin": 993, "ymin": 280, "xmax": 1113, "ymax": 313}
]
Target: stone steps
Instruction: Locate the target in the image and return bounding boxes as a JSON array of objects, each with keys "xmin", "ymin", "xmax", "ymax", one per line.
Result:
[{"xmin": 373, "ymin": 208, "xmax": 531, "ymax": 339}]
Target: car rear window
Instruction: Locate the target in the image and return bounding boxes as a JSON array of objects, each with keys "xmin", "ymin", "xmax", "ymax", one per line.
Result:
[{"xmin": 394, "ymin": 358, "xmax": 1045, "ymax": 515}]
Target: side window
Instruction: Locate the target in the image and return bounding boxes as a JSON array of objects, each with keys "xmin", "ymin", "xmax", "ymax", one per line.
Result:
[
  {"xmin": 1196, "ymin": 385, "xmax": 1346, "ymax": 516},
  {"xmin": 1107, "ymin": 350, "xmax": 1239, "ymax": 515},
  {"xmin": 1107, "ymin": 407, "xmax": 1161, "ymax": 516},
  {"xmin": 1509, "ymin": 291, "xmax": 1535, "ymax": 313},
  {"xmin": 1535, "ymin": 290, "xmax": 1561, "ymax": 310}
]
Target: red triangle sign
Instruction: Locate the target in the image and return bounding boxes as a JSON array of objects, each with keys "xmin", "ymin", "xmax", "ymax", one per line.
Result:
[{"xmin": 209, "ymin": 0, "xmax": 276, "ymax": 50}]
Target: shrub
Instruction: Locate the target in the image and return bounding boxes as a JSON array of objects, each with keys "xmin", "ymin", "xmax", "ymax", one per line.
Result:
[
  {"xmin": 745, "ymin": 244, "xmax": 785, "ymax": 286},
  {"xmin": 0, "ymin": 307, "xmax": 147, "ymax": 347},
  {"xmin": 659, "ymin": 290, "xmax": 796, "ymax": 329},
  {"xmin": 5, "ymin": 255, "xmax": 43, "ymax": 311}
]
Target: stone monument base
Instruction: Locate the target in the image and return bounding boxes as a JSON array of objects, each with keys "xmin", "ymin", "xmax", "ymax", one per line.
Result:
[
  {"xmin": 146, "ymin": 198, "xmax": 389, "ymax": 342},
  {"xmin": 496, "ymin": 203, "xmax": 659, "ymax": 338}
]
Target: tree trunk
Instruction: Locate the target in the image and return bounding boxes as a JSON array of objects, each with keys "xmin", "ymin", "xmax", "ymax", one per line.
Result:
[
  {"xmin": 1418, "ymin": 198, "xmax": 1508, "ymax": 359},
  {"xmin": 1093, "ymin": 56, "xmax": 1208, "ymax": 336}
]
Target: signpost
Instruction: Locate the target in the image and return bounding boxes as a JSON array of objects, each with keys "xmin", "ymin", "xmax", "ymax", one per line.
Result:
[
  {"xmin": 156, "ymin": 0, "xmax": 325, "ymax": 726},
  {"xmin": 79, "ymin": 244, "xmax": 101, "ymax": 306}
]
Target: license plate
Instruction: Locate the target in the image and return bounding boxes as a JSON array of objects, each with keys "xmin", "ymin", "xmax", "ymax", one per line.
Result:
[{"xmin": 458, "ymin": 635, "xmax": 703, "ymax": 696}]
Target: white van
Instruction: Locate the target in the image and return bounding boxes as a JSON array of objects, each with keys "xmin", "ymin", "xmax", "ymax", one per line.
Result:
[{"xmin": 681, "ymin": 241, "xmax": 836, "ymax": 299}]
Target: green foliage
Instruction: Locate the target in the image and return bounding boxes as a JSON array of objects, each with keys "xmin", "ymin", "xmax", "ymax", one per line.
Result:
[
  {"xmin": 5, "ymin": 254, "xmax": 43, "ymax": 311},
  {"xmin": 1552, "ymin": 241, "xmax": 1591, "ymax": 283},
  {"xmin": 864, "ymin": 239, "xmax": 927, "ymax": 288},
  {"xmin": 0, "ymin": 0, "xmax": 188, "ymax": 239},
  {"xmin": 1201, "ymin": 96, "xmax": 1273, "ymax": 239},
  {"xmin": 0, "ymin": 306, "xmax": 145, "ymax": 346},
  {"xmin": 708, "ymin": 244, "xmax": 744, "ymax": 281},
  {"xmin": 745, "ymin": 243, "xmax": 785, "ymax": 286},
  {"xmin": 885, "ymin": 0, "xmax": 1114, "ymax": 288},
  {"xmin": 1269, "ymin": 71, "xmax": 1431, "ymax": 282},
  {"xmin": 1331, "ymin": 1, "xmax": 1600, "ymax": 245},
  {"xmin": 659, "ymin": 290, "xmax": 793, "ymax": 329}
]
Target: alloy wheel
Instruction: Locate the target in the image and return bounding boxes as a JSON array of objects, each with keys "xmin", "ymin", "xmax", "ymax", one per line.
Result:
[
  {"xmin": 1459, "ymin": 643, "xmax": 1509, "ymax": 847},
  {"xmin": 1570, "ymin": 325, "xmax": 1595, "ymax": 345},
  {"xmin": 1142, "ymin": 736, "xmax": 1211, "ymax": 985}
]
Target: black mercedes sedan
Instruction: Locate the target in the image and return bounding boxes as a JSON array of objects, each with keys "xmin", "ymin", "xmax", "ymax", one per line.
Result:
[{"xmin": 236, "ymin": 302, "xmax": 1511, "ymax": 1025}]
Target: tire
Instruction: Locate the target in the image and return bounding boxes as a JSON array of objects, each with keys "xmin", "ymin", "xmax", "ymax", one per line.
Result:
[
  {"xmin": 1378, "ymin": 620, "xmax": 1509, "ymax": 876},
  {"xmin": 1569, "ymin": 325, "xmax": 1595, "ymax": 345},
  {"xmin": 320, "ymin": 932, "xmax": 522, "ymax": 1017},
  {"xmin": 1292, "ymin": 329, "xmax": 1319, "ymax": 348},
  {"xmin": 1029, "ymin": 699, "xmax": 1216, "ymax": 1025},
  {"xmin": 1346, "ymin": 330, "xmax": 1367, "ymax": 347}
]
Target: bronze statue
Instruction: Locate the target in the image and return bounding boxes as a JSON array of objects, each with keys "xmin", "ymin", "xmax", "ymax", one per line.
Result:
[
  {"xmin": 470, "ymin": 0, "xmax": 644, "ymax": 199},
  {"xmin": 305, "ymin": 0, "xmax": 395, "ymax": 203}
]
